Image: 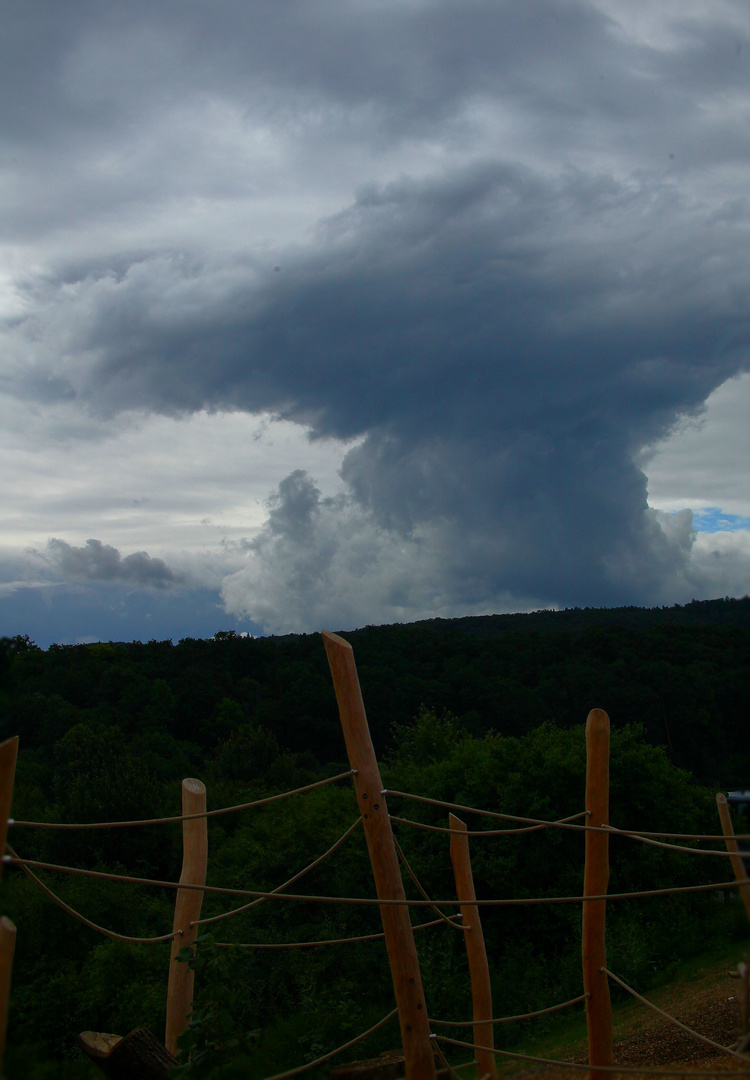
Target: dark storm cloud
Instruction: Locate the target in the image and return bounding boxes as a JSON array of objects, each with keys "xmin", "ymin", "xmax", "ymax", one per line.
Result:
[
  {"xmin": 47, "ymin": 539, "xmax": 185, "ymax": 589},
  {"xmin": 3, "ymin": 0, "xmax": 750, "ymax": 629},
  {"xmin": 11, "ymin": 151, "xmax": 750, "ymax": 615}
]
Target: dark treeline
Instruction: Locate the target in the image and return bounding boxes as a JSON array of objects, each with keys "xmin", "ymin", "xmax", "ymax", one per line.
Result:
[
  {"xmin": 3, "ymin": 596, "xmax": 749, "ymax": 785},
  {"xmin": 0, "ymin": 597, "xmax": 748, "ymax": 1077}
]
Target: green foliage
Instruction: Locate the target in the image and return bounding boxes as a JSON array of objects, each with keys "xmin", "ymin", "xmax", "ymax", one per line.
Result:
[
  {"xmin": 390, "ymin": 705, "xmax": 468, "ymax": 765},
  {"xmin": 1, "ymin": 607, "xmax": 749, "ymax": 1073},
  {"xmin": 172, "ymin": 935, "xmax": 259, "ymax": 1078}
]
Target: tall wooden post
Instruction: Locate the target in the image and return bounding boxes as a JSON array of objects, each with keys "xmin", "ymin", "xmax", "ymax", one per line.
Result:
[
  {"xmin": 0, "ymin": 736, "xmax": 19, "ymax": 1074},
  {"xmin": 716, "ymin": 793, "xmax": 750, "ymax": 923},
  {"xmin": 165, "ymin": 778, "xmax": 208, "ymax": 1056},
  {"xmin": 582, "ymin": 709, "xmax": 613, "ymax": 1080},
  {"xmin": 323, "ymin": 631, "xmax": 436, "ymax": 1080},
  {"xmin": 0, "ymin": 738, "xmax": 19, "ymax": 884},
  {"xmin": 448, "ymin": 814, "xmax": 497, "ymax": 1080},
  {"xmin": 0, "ymin": 917, "xmax": 16, "ymax": 1070}
]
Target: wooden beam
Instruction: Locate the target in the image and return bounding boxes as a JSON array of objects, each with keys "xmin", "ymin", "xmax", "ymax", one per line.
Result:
[
  {"xmin": 323, "ymin": 631, "xmax": 436, "ymax": 1080},
  {"xmin": 0, "ymin": 917, "xmax": 16, "ymax": 1069},
  {"xmin": 0, "ymin": 737, "xmax": 19, "ymax": 883},
  {"xmin": 165, "ymin": 779, "xmax": 207, "ymax": 1056},
  {"xmin": 582, "ymin": 709, "xmax": 613, "ymax": 1080},
  {"xmin": 448, "ymin": 814, "xmax": 497, "ymax": 1080},
  {"xmin": 716, "ymin": 793, "xmax": 750, "ymax": 923}
]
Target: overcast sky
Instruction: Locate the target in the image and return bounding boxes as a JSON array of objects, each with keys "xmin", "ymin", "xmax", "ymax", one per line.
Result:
[{"xmin": 2, "ymin": 0, "xmax": 749, "ymax": 647}]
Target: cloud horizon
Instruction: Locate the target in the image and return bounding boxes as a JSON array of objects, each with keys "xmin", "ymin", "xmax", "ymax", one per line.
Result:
[{"xmin": 2, "ymin": 0, "xmax": 749, "ymax": 643}]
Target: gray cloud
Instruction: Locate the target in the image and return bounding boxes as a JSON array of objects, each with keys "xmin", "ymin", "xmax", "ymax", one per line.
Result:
[
  {"xmin": 2, "ymin": 1, "xmax": 750, "ymax": 632},
  {"xmin": 46, "ymin": 539, "xmax": 185, "ymax": 589},
  {"xmin": 12, "ymin": 158, "xmax": 748, "ymax": 616}
]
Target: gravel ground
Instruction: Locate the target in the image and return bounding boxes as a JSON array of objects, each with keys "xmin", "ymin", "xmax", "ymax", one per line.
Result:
[{"xmin": 496, "ymin": 955, "xmax": 749, "ymax": 1080}]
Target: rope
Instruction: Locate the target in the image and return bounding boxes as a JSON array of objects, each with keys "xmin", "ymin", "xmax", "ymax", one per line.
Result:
[
  {"xmin": 261, "ymin": 1007, "xmax": 398, "ymax": 1080},
  {"xmin": 385, "ymin": 791, "xmax": 598, "ymax": 831},
  {"xmin": 602, "ymin": 828, "xmax": 747, "ymax": 858},
  {"xmin": 429, "ymin": 992, "xmax": 589, "ymax": 1027},
  {"xmin": 603, "ymin": 969, "xmax": 749, "ymax": 1062},
  {"xmin": 10, "ymin": 771, "xmax": 356, "ymax": 830},
  {"xmin": 5, "ymin": 844, "xmax": 177, "ymax": 944},
  {"xmin": 390, "ymin": 811, "xmax": 589, "ymax": 837},
  {"xmin": 5, "ymin": 855, "xmax": 749, "ymax": 906},
  {"xmin": 393, "ymin": 836, "xmax": 466, "ymax": 930},
  {"xmin": 192, "ymin": 818, "xmax": 362, "ymax": 928},
  {"xmin": 603, "ymin": 827, "xmax": 750, "ymax": 843},
  {"xmin": 432, "ymin": 1035, "xmax": 750, "ymax": 1076},
  {"xmin": 386, "ymin": 793, "xmax": 750, "ymax": 844},
  {"xmin": 214, "ymin": 914, "xmax": 464, "ymax": 950},
  {"xmin": 433, "ymin": 1038, "xmax": 474, "ymax": 1080}
]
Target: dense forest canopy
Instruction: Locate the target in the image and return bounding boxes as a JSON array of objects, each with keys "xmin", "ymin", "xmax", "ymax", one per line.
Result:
[
  {"xmin": 3, "ymin": 596, "xmax": 749, "ymax": 785},
  {"xmin": 0, "ymin": 596, "xmax": 748, "ymax": 1077}
]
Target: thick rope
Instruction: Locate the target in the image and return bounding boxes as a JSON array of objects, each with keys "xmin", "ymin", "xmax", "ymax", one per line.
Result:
[
  {"xmin": 429, "ymin": 992, "xmax": 589, "ymax": 1027},
  {"xmin": 393, "ymin": 836, "xmax": 466, "ymax": 930},
  {"xmin": 261, "ymin": 1007, "xmax": 398, "ymax": 1080},
  {"xmin": 602, "ymin": 827, "xmax": 750, "ymax": 842},
  {"xmin": 390, "ymin": 811, "xmax": 589, "ymax": 836},
  {"xmin": 4, "ymin": 855, "xmax": 749, "ymax": 906},
  {"xmin": 432, "ymin": 1035, "xmax": 750, "ymax": 1076},
  {"xmin": 385, "ymin": 792, "xmax": 750, "ymax": 843},
  {"xmin": 601, "ymin": 828, "xmax": 746, "ymax": 858},
  {"xmin": 603, "ymin": 969, "xmax": 749, "ymax": 1062},
  {"xmin": 214, "ymin": 914, "xmax": 463, "ymax": 950},
  {"xmin": 10, "ymin": 770, "xmax": 356, "ymax": 830},
  {"xmin": 5, "ymin": 843, "xmax": 177, "ymax": 944},
  {"xmin": 433, "ymin": 1037, "xmax": 474, "ymax": 1080},
  {"xmin": 192, "ymin": 818, "xmax": 362, "ymax": 928}
]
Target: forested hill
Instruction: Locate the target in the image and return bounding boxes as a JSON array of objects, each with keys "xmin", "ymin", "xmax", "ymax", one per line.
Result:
[
  {"xmin": 0, "ymin": 599, "xmax": 749, "ymax": 1075},
  {"xmin": 2, "ymin": 596, "xmax": 749, "ymax": 787},
  {"xmin": 406, "ymin": 595, "xmax": 750, "ymax": 637}
]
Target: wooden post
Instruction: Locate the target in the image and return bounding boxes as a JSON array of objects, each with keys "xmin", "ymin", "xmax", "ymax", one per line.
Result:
[
  {"xmin": 0, "ymin": 917, "xmax": 16, "ymax": 1070},
  {"xmin": 448, "ymin": 814, "xmax": 497, "ymax": 1080},
  {"xmin": 0, "ymin": 738, "xmax": 19, "ymax": 883},
  {"xmin": 716, "ymin": 793, "xmax": 750, "ymax": 923},
  {"xmin": 0, "ymin": 737, "xmax": 19, "ymax": 1073},
  {"xmin": 582, "ymin": 709, "xmax": 613, "ymax": 1080},
  {"xmin": 165, "ymin": 778, "xmax": 208, "ymax": 1056},
  {"xmin": 322, "ymin": 631, "xmax": 436, "ymax": 1080}
]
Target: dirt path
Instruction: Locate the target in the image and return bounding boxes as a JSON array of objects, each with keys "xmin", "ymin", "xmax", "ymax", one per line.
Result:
[{"xmin": 498, "ymin": 953, "xmax": 749, "ymax": 1080}]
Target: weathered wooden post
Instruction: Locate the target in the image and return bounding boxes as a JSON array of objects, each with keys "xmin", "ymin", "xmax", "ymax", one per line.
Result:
[
  {"xmin": 323, "ymin": 631, "xmax": 436, "ymax": 1080},
  {"xmin": 0, "ymin": 737, "xmax": 19, "ymax": 884},
  {"xmin": 165, "ymin": 778, "xmax": 208, "ymax": 1056},
  {"xmin": 448, "ymin": 814, "xmax": 497, "ymax": 1080},
  {"xmin": 716, "ymin": 793, "xmax": 750, "ymax": 923},
  {"xmin": 0, "ymin": 917, "xmax": 16, "ymax": 1071},
  {"xmin": 0, "ymin": 736, "xmax": 19, "ymax": 1075},
  {"xmin": 582, "ymin": 709, "xmax": 613, "ymax": 1080}
]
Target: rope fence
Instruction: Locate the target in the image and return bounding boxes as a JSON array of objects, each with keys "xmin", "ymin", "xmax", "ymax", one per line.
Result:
[
  {"xmin": 5, "ymin": 842, "xmax": 178, "ymax": 945},
  {"xmin": 386, "ymin": 792, "xmax": 750, "ymax": 844},
  {"xmin": 602, "ymin": 969, "xmax": 747, "ymax": 1061},
  {"xmin": 428, "ymin": 993, "xmax": 590, "ymax": 1028},
  {"xmin": 192, "ymin": 816, "xmax": 363, "ymax": 928},
  {"xmin": 9, "ymin": 770, "xmax": 356, "ymax": 830},
  {"xmin": 214, "ymin": 915, "xmax": 464, "ymax": 950},
  {"xmin": 261, "ymin": 1007, "xmax": 399, "ymax": 1080},
  {"xmin": 4, "ymin": 853, "xmax": 748, "ymax": 907},
  {"xmin": 389, "ymin": 810, "xmax": 590, "ymax": 836},
  {"xmin": 0, "ymin": 630, "xmax": 748, "ymax": 1080},
  {"xmin": 431, "ymin": 1035, "xmax": 750, "ymax": 1077}
]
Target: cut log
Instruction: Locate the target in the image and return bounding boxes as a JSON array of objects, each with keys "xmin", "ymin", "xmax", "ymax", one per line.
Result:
[{"xmin": 77, "ymin": 1028, "xmax": 177, "ymax": 1079}]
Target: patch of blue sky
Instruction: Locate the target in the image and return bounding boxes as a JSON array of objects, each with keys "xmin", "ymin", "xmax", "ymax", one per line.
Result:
[{"xmin": 692, "ymin": 508, "xmax": 750, "ymax": 534}]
